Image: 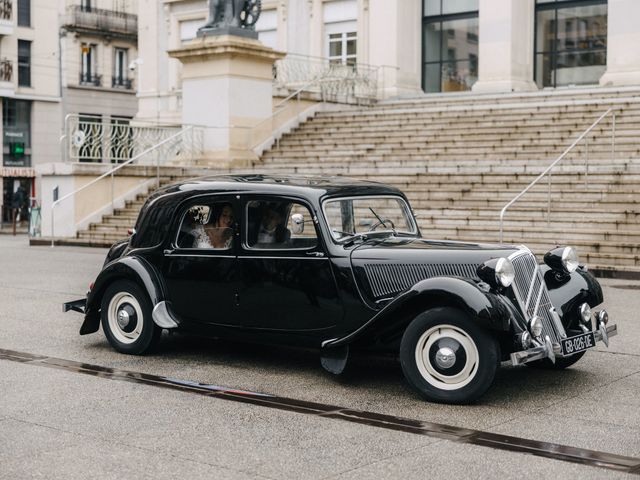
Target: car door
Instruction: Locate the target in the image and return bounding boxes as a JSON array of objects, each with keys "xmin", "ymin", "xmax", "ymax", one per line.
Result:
[
  {"xmin": 237, "ymin": 195, "xmax": 343, "ymax": 335},
  {"xmin": 161, "ymin": 195, "xmax": 241, "ymax": 327}
]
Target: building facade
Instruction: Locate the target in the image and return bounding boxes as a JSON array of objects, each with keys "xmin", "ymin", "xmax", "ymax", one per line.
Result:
[
  {"xmin": 137, "ymin": 0, "xmax": 640, "ymax": 122},
  {"xmin": 0, "ymin": 0, "xmax": 138, "ymax": 226}
]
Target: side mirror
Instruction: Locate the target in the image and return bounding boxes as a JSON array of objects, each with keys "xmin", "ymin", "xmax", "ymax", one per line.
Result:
[{"xmin": 291, "ymin": 213, "xmax": 304, "ymax": 234}]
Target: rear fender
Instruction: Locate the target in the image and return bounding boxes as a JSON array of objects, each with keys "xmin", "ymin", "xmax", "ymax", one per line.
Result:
[
  {"xmin": 80, "ymin": 256, "xmax": 166, "ymax": 335},
  {"xmin": 322, "ymin": 277, "xmax": 511, "ymax": 349}
]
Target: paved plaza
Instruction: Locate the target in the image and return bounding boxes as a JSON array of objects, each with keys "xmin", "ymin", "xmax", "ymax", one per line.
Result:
[{"xmin": 0, "ymin": 234, "xmax": 639, "ymax": 479}]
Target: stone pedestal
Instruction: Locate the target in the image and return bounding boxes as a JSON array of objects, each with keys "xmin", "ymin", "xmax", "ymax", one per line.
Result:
[
  {"xmin": 599, "ymin": 0, "xmax": 640, "ymax": 87},
  {"xmin": 168, "ymin": 35, "xmax": 285, "ymax": 167},
  {"xmin": 472, "ymin": 0, "xmax": 538, "ymax": 93}
]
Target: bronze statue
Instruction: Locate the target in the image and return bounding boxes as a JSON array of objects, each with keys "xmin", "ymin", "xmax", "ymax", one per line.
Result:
[{"xmin": 202, "ymin": 0, "xmax": 261, "ymax": 30}]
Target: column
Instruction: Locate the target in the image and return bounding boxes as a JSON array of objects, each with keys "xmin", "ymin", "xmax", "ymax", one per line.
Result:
[
  {"xmin": 599, "ymin": 0, "xmax": 640, "ymax": 86},
  {"xmin": 472, "ymin": 0, "xmax": 537, "ymax": 93}
]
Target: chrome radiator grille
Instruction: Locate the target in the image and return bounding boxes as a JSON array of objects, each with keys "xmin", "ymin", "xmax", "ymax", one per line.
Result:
[
  {"xmin": 364, "ymin": 263, "xmax": 480, "ymax": 299},
  {"xmin": 509, "ymin": 250, "xmax": 566, "ymax": 344}
]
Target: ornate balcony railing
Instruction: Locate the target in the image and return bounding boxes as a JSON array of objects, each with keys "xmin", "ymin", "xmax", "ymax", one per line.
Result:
[
  {"xmin": 62, "ymin": 5, "xmax": 137, "ymax": 39},
  {"xmin": 273, "ymin": 54, "xmax": 380, "ymax": 102},
  {"xmin": 79, "ymin": 73, "xmax": 101, "ymax": 87},
  {"xmin": 0, "ymin": 0, "xmax": 11, "ymax": 21},
  {"xmin": 112, "ymin": 76, "xmax": 133, "ymax": 90},
  {"xmin": 0, "ymin": 58, "xmax": 12, "ymax": 82}
]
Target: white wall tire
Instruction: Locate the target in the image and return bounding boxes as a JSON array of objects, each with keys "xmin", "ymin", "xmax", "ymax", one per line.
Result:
[
  {"xmin": 100, "ymin": 280, "xmax": 161, "ymax": 355},
  {"xmin": 400, "ymin": 307, "xmax": 499, "ymax": 404}
]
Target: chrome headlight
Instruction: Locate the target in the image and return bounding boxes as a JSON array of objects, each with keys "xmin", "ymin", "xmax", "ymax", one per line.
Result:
[
  {"xmin": 544, "ymin": 246, "xmax": 579, "ymax": 274},
  {"xmin": 477, "ymin": 257, "xmax": 514, "ymax": 288},
  {"xmin": 579, "ymin": 303, "xmax": 592, "ymax": 324}
]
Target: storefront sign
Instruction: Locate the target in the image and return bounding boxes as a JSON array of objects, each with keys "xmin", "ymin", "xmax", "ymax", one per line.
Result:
[{"xmin": 0, "ymin": 167, "xmax": 35, "ymax": 177}]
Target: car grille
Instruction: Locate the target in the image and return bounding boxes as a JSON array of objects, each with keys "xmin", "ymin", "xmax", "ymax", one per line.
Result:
[
  {"xmin": 363, "ymin": 263, "xmax": 480, "ymax": 299},
  {"xmin": 509, "ymin": 250, "xmax": 566, "ymax": 345}
]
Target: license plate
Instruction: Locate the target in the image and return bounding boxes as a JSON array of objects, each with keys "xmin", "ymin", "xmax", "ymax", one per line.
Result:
[{"xmin": 561, "ymin": 332, "xmax": 596, "ymax": 356}]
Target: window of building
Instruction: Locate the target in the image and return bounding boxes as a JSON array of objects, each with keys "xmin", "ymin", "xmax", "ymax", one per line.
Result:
[
  {"xmin": 328, "ymin": 31, "xmax": 357, "ymax": 66},
  {"xmin": 179, "ymin": 18, "xmax": 206, "ymax": 44},
  {"xmin": 80, "ymin": 0, "xmax": 92, "ymax": 12},
  {"xmin": 113, "ymin": 48, "xmax": 130, "ymax": 88},
  {"xmin": 80, "ymin": 43, "xmax": 100, "ymax": 86},
  {"xmin": 256, "ymin": 9, "xmax": 277, "ymax": 49},
  {"xmin": 422, "ymin": 0, "xmax": 479, "ymax": 93},
  {"xmin": 17, "ymin": 40, "xmax": 31, "ymax": 87},
  {"xmin": 324, "ymin": 0, "xmax": 357, "ymax": 65},
  {"xmin": 2, "ymin": 99, "xmax": 31, "ymax": 167},
  {"xmin": 535, "ymin": 0, "xmax": 607, "ymax": 88},
  {"xmin": 17, "ymin": 0, "xmax": 30, "ymax": 27}
]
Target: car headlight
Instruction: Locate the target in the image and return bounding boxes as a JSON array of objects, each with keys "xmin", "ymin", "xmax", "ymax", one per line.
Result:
[
  {"xmin": 544, "ymin": 246, "xmax": 579, "ymax": 274},
  {"xmin": 579, "ymin": 302, "xmax": 591, "ymax": 324},
  {"xmin": 477, "ymin": 257, "xmax": 515, "ymax": 288}
]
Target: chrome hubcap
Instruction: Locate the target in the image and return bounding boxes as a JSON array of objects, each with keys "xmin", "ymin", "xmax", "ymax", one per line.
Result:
[
  {"xmin": 117, "ymin": 309, "xmax": 130, "ymax": 329},
  {"xmin": 435, "ymin": 347, "xmax": 456, "ymax": 369}
]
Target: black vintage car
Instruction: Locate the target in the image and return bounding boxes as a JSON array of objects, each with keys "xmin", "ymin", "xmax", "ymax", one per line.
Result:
[{"xmin": 64, "ymin": 174, "xmax": 618, "ymax": 404}]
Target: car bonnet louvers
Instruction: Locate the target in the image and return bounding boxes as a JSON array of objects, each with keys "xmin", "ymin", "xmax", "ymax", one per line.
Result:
[
  {"xmin": 509, "ymin": 249, "xmax": 567, "ymax": 344},
  {"xmin": 364, "ymin": 263, "xmax": 481, "ymax": 299}
]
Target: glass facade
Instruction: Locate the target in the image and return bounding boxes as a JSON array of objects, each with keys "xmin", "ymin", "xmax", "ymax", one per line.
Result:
[
  {"xmin": 535, "ymin": 0, "xmax": 607, "ymax": 88},
  {"xmin": 3, "ymin": 99, "xmax": 31, "ymax": 168},
  {"xmin": 422, "ymin": 0, "xmax": 479, "ymax": 93}
]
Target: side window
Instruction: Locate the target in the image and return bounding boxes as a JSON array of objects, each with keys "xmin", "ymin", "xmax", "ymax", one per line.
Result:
[
  {"xmin": 177, "ymin": 202, "xmax": 235, "ymax": 250},
  {"xmin": 246, "ymin": 199, "xmax": 318, "ymax": 250}
]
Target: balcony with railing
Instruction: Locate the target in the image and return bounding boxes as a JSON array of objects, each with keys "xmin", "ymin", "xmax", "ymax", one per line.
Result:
[
  {"xmin": 0, "ymin": 0, "xmax": 13, "ymax": 36},
  {"xmin": 62, "ymin": 5, "xmax": 137, "ymax": 40},
  {"xmin": 0, "ymin": 58, "xmax": 14, "ymax": 96},
  {"xmin": 112, "ymin": 76, "xmax": 133, "ymax": 90},
  {"xmin": 79, "ymin": 73, "xmax": 101, "ymax": 87}
]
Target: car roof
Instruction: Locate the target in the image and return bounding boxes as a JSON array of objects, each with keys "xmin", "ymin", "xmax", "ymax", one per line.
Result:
[{"xmin": 155, "ymin": 173, "xmax": 404, "ymax": 201}]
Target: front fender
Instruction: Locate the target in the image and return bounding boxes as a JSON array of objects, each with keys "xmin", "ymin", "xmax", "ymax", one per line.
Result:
[
  {"xmin": 80, "ymin": 255, "xmax": 166, "ymax": 335},
  {"xmin": 323, "ymin": 277, "xmax": 511, "ymax": 349}
]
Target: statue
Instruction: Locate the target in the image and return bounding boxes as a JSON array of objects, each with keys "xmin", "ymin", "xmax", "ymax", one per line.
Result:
[{"xmin": 199, "ymin": 0, "xmax": 262, "ymax": 38}]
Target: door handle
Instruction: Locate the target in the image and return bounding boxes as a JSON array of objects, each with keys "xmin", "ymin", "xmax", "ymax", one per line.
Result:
[
  {"xmin": 306, "ymin": 251, "xmax": 324, "ymax": 257},
  {"xmin": 234, "ymin": 293, "xmax": 240, "ymax": 306},
  {"xmin": 163, "ymin": 249, "xmax": 174, "ymax": 255}
]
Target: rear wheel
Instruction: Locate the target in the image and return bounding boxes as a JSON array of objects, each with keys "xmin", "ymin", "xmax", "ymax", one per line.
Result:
[
  {"xmin": 100, "ymin": 280, "xmax": 161, "ymax": 355},
  {"xmin": 400, "ymin": 307, "xmax": 499, "ymax": 404}
]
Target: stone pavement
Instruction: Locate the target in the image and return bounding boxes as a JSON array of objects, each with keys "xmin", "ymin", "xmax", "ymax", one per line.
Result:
[{"xmin": 0, "ymin": 234, "xmax": 638, "ymax": 479}]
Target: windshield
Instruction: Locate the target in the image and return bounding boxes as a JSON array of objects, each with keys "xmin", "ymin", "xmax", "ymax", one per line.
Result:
[{"xmin": 323, "ymin": 196, "xmax": 418, "ymax": 242}]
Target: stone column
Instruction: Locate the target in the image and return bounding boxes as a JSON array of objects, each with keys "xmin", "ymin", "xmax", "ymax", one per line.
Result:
[
  {"xmin": 472, "ymin": 0, "xmax": 537, "ymax": 93},
  {"xmin": 168, "ymin": 35, "xmax": 285, "ymax": 167},
  {"xmin": 368, "ymin": 0, "xmax": 422, "ymax": 98},
  {"xmin": 599, "ymin": 0, "xmax": 640, "ymax": 87}
]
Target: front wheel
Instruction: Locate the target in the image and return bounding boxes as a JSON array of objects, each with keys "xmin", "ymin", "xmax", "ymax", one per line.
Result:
[
  {"xmin": 100, "ymin": 280, "xmax": 161, "ymax": 355},
  {"xmin": 400, "ymin": 307, "xmax": 499, "ymax": 404}
]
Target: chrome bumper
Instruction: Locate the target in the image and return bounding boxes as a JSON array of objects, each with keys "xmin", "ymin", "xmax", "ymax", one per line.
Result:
[{"xmin": 510, "ymin": 323, "xmax": 618, "ymax": 366}]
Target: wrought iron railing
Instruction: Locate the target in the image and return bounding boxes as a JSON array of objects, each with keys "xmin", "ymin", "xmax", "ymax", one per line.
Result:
[
  {"xmin": 273, "ymin": 54, "xmax": 379, "ymax": 102},
  {"xmin": 112, "ymin": 76, "xmax": 133, "ymax": 89},
  {"xmin": 63, "ymin": 114, "xmax": 205, "ymax": 164},
  {"xmin": 79, "ymin": 73, "xmax": 101, "ymax": 86},
  {"xmin": 63, "ymin": 5, "xmax": 137, "ymax": 38},
  {"xmin": 0, "ymin": 58, "xmax": 12, "ymax": 82},
  {"xmin": 499, "ymin": 108, "xmax": 616, "ymax": 242},
  {"xmin": 0, "ymin": 0, "xmax": 11, "ymax": 21}
]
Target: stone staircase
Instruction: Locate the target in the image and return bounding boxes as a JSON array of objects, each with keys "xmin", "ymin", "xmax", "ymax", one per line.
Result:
[
  {"xmin": 253, "ymin": 87, "xmax": 640, "ymax": 276},
  {"xmin": 70, "ymin": 86, "xmax": 640, "ymax": 276}
]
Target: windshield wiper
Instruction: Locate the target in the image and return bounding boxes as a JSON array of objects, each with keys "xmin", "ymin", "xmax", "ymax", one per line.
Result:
[{"xmin": 368, "ymin": 207, "xmax": 397, "ymax": 236}]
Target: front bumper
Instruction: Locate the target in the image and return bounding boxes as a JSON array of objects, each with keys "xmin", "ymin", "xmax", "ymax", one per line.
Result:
[{"xmin": 510, "ymin": 323, "xmax": 617, "ymax": 366}]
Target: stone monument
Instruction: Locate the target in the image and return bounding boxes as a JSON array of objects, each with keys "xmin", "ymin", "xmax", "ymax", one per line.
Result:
[{"xmin": 168, "ymin": 0, "xmax": 284, "ymax": 167}]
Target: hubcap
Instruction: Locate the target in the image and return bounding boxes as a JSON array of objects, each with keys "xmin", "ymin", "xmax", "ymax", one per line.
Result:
[
  {"xmin": 414, "ymin": 324, "xmax": 479, "ymax": 391},
  {"xmin": 108, "ymin": 292, "xmax": 143, "ymax": 344},
  {"xmin": 435, "ymin": 347, "xmax": 456, "ymax": 369}
]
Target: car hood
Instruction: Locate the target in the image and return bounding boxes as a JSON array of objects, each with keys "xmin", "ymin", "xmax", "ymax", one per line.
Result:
[{"xmin": 350, "ymin": 236, "xmax": 522, "ymax": 303}]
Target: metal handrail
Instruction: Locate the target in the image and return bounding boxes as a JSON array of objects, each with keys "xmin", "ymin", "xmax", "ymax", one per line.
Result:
[
  {"xmin": 248, "ymin": 78, "xmax": 322, "ymax": 150},
  {"xmin": 499, "ymin": 108, "xmax": 616, "ymax": 242},
  {"xmin": 50, "ymin": 126, "xmax": 193, "ymax": 246}
]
